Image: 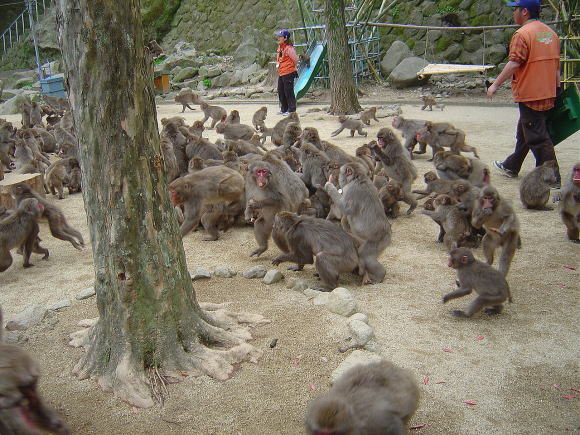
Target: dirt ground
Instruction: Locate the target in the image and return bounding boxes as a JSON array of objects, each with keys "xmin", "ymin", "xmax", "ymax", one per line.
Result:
[{"xmin": 1, "ymin": 87, "xmax": 579, "ymax": 434}]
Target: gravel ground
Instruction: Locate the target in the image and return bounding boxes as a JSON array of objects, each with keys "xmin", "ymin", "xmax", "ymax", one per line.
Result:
[{"xmin": 1, "ymin": 88, "xmax": 578, "ymax": 434}]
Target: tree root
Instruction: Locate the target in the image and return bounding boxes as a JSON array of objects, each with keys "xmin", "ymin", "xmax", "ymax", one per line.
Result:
[{"xmin": 68, "ymin": 305, "xmax": 270, "ymax": 408}]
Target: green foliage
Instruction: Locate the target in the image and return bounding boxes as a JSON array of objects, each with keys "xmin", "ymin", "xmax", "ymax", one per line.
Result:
[
  {"xmin": 0, "ymin": 39, "xmax": 60, "ymax": 72},
  {"xmin": 405, "ymin": 39, "xmax": 416, "ymax": 50},
  {"xmin": 203, "ymin": 78, "xmax": 212, "ymax": 88},
  {"xmin": 435, "ymin": 36, "xmax": 452, "ymax": 52},
  {"xmin": 391, "ymin": 6, "xmax": 401, "ymax": 19},
  {"xmin": 16, "ymin": 81, "xmax": 33, "ymax": 89},
  {"xmin": 141, "ymin": 0, "xmax": 181, "ymax": 41},
  {"xmin": 471, "ymin": 14, "xmax": 491, "ymax": 26}
]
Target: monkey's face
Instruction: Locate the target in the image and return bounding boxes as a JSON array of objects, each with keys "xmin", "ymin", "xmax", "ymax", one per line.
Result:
[
  {"xmin": 0, "ymin": 345, "xmax": 69, "ymax": 434},
  {"xmin": 391, "ymin": 116, "xmax": 401, "ymax": 128},
  {"xmin": 386, "ymin": 183, "xmax": 404, "ymax": 200},
  {"xmin": 434, "ymin": 194, "xmax": 453, "ymax": 207},
  {"xmin": 339, "ymin": 165, "xmax": 357, "ymax": 187},
  {"xmin": 573, "ymin": 166, "xmax": 580, "ymax": 185},
  {"xmin": 376, "ymin": 129, "xmax": 392, "ymax": 148},
  {"xmin": 448, "ymin": 248, "xmax": 473, "ymax": 268},
  {"xmin": 169, "ymin": 181, "xmax": 191, "ymax": 205},
  {"xmin": 254, "ymin": 168, "xmax": 271, "ymax": 188},
  {"xmin": 416, "ymin": 128, "xmax": 428, "ymax": 142},
  {"xmin": 480, "ymin": 195, "xmax": 496, "ymax": 215},
  {"xmin": 424, "ymin": 172, "xmax": 437, "ymax": 183}
]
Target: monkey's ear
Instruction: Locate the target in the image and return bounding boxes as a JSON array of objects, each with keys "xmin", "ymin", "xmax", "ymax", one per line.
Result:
[
  {"xmin": 461, "ymin": 255, "xmax": 469, "ymax": 264},
  {"xmin": 346, "ymin": 167, "xmax": 353, "ymax": 176}
]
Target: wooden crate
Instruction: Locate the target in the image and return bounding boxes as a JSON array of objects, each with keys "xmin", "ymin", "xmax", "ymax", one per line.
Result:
[
  {"xmin": 0, "ymin": 173, "xmax": 45, "ymax": 210},
  {"xmin": 154, "ymin": 74, "xmax": 170, "ymax": 93}
]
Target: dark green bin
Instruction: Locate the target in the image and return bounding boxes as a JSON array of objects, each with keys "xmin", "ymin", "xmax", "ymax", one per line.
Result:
[{"xmin": 547, "ymin": 84, "xmax": 580, "ymax": 146}]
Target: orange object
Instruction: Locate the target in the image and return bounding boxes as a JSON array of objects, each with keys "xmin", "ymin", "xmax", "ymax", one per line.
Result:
[
  {"xmin": 511, "ymin": 20, "xmax": 560, "ymax": 103},
  {"xmin": 154, "ymin": 74, "xmax": 170, "ymax": 92},
  {"xmin": 277, "ymin": 42, "xmax": 298, "ymax": 77}
]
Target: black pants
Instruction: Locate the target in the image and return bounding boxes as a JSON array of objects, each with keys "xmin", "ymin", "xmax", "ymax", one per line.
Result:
[
  {"xmin": 503, "ymin": 103, "xmax": 561, "ymax": 182},
  {"xmin": 277, "ymin": 72, "xmax": 298, "ymax": 113}
]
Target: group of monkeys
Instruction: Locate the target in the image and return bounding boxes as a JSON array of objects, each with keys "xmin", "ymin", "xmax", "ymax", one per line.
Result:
[{"xmin": 161, "ymin": 92, "xmax": 579, "ymax": 318}]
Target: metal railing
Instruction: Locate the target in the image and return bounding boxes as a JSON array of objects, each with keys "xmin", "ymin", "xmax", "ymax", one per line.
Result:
[{"xmin": 1, "ymin": 0, "xmax": 52, "ymax": 59}]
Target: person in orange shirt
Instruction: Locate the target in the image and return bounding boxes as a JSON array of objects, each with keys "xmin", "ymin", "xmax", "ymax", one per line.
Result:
[
  {"xmin": 275, "ymin": 29, "xmax": 299, "ymax": 115},
  {"xmin": 487, "ymin": 0, "xmax": 561, "ymax": 187}
]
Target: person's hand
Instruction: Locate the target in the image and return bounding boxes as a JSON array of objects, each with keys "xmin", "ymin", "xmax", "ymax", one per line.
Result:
[{"xmin": 487, "ymin": 83, "xmax": 498, "ymax": 99}]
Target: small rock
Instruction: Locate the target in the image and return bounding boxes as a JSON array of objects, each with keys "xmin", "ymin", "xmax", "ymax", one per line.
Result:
[
  {"xmin": 349, "ymin": 313, "xmax": 368, "ymax": 324},
  {"xmin": 76, "ymin": 287, "xmax": 96, "ymax": 300},
  {"xmin": 191, "ymin": 269, "xmax": 212, "ymax": 281},
  {"xmin": 47, "ymin": 299, "xmax": 71, "ymax": 311},
  {"xmin": 269, "ymin": 338, "xmax": 278, "ymax": 348},
  {"xmin": 325, "ymin": 287, "xmax": 357, "ymax": 317},
  {"xmin": 349, "ymin": 320, "xmax": 374, "ymax": 344},
  {"xmin": 292, "ymin": 279, "xmax": 308, "ymax": 292},
  {"xmin": 242, "ymin": 265, "xmax": 267, "ymax": 279},
  {"xmin": 330, "ymin": 350, "xmax": 383, "ymax": 384},
  {"xmin": 5, "ymin": 306, "xmax": 48, "ymax": 331},
  {"xmin": 263, "ymin": 269, "xmax": 283, "ymax": 284},
  {"xmin": 213, "ymin": 266, "xmax": 237, "ymax": 278}
]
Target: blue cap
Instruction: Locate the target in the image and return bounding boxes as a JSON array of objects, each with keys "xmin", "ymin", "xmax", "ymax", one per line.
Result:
[
  {"xmin": 506, "ymin": 0, "xmax": 540, "ymax": 11},
  {"xmin": 275, "ymin": 29, "xmax": 291, "ymax": 38}
]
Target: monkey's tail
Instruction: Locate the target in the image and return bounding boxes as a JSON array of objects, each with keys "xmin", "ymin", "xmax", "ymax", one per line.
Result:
[{"xmin": 507, "ymin": 289, "xmax": 514, "ymax": 303}]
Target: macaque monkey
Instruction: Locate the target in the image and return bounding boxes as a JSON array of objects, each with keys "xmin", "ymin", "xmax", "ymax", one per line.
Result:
[
  {"xmin": 360, "ymin": 107, "xmax": 379, "ymax": 125},
  {"xmin": 299, "ymin": 54, "xmax": 311, "ymax": 68},
  {"xmin": 0, "ymin": 307, "xmax": 69, "ymax": 434},
  {"xmin": 252, "ymin": 106, "xmax": 268, "ymax": 131},
  {"xmin": 174, "ymin": 88, "xmax": 199, "ymax": 113},
  {"xmin": 224, "ymin": 109, "xmax": 240, "ymax": 124},
  {"xmin": 443, "ymin": 247, "xmax": 512, "ymax": 317},
  {"xmin": 305, "ymin": 360, "xmax": 419, "ymax": 435},
  {"xmin": 519, "ymin": 160, "xmax": 557, "ymax": 210},
  {"xmin": 420, "ymin": 94, "xmax": 444, "ymax": 111},
  {"xmin": 200, "ymin": 102, "xmax": 227, "ymax": 129},
  {"xmin": 416, "ymin": 121, "xmax": 479, "ymax": 158},
  {"xmin": 558, "ymin": 163, "xmax": 580, "ymax": 243},
  {"xmin": 471, "ymin": 185, "xmax": 520, "ymax": 276},
  {"xmin": 330, "ymin": 116, "xmax": 367, "ymax": 138}
]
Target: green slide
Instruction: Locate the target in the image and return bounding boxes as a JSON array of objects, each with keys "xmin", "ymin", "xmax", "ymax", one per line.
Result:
[{"xmin": 294, "ymin": 43, "xmax": 327, "ymax": 100}]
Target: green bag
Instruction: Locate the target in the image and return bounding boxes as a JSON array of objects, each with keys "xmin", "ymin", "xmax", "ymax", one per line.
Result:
[{"xmin": 547, "ymin": 84, "xmax": 580, "ymax": 146}]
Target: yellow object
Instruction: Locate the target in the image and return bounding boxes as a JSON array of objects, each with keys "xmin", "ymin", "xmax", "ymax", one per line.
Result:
[
  {"xmin": 154, "ymin": 74, "xmax": 170, "ymax": 92},
  {"xmin": 417, "ymin": 63, "xmax": 495, "ymax": 79}
]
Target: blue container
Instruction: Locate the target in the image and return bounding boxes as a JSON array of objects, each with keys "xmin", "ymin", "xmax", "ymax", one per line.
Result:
[{"xmin": 40, "ymin": 74, "xmax": 66, "ymax": 98}]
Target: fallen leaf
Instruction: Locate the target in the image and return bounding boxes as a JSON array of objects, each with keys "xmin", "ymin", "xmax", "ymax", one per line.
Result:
[
  {"xmin": 423, "ymin": 377, "xmax": 430, "ymax": 385},
  {"xmin": 557, "ymin": 284, "xmax": 566, "ymax": 289},
  {"xmin": 475, "ymin": 336, "xmax": 485, "ymax": 341},
  {"xmin": 291, "ymin": 361, "xmax": 300, "ymax": 366},
  {"xmin": 443, "ymin": 348, "xmax": 454, "ymax": 353},
  {"xmin": 308, "ymin": 383, "xmax": 316, "ymax": 391},
  {"xmin": 553, "ymin": 384, "xmax": 561, "ymax": 390},
  {"xmin": 435, "ymin": 381, "xmax": 446, "ymax": 384},
  {"xmin": 409, "ymin": 423, "xmax": 427, "ymax": 430},
  {"xmin": 562, "ymin": 395, "xmax": 577, "ymax": 400},
  {"xmin": 463, "ymin": 401, "xmax": 477, "ymax": 405},
  {"xmin": 570, "ymin": 388, "xmax": 580, "ymax": 393},
  {"xmin": 563, "ymin": 265, "xmax": 576, "ymax": 270}
]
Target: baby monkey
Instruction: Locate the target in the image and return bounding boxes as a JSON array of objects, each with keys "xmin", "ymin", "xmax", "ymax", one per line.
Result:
[{"xmin": 443, "ymin": 248, "xmax": 512, "ymax": 318}]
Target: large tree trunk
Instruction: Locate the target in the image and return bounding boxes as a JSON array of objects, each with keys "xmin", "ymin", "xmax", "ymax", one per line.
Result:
[
  {"xmin": 325, "ymin": 0, "xmax": 361, "ymax": 115},
  {"xmin": 56, "ymin": 0, "xmax": 266, "ymax": 408}
]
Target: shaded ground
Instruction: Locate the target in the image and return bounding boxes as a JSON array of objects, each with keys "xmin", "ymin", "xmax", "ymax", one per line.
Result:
[{"xmin": 1, "ymin": 90, "xmax": 579, "ymax": 434}]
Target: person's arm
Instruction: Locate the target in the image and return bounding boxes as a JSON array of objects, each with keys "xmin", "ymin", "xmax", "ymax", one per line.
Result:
[
  {"xmin": 487, "ymin": 61, "xmax": 520, "ymax": 97},
  {"xmin": 286, "ymin": 46, "xmax": 298, "ymax": 66}
]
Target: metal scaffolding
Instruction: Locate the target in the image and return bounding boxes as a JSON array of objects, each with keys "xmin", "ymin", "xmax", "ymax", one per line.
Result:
[{"xmin": 289, "ymin": 0, "xmax": 381, "ymax": 87}]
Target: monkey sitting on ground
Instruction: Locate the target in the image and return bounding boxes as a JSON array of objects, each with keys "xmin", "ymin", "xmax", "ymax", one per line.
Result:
[
  {"xmin": 45, "ymin": 157, "xmax": 81, "ymax": 199},
  {"xmin": 0, "ymin": 198, "xmax": 43, "ymax": 272},
  {"xmin": 519, "ymin": 160, "xmax": 557, "ymax": 210},
  {"xmin": 471, "ymin": 185, "xmax": 521, "ymax": 277},
  {"xmin": 271, "ymin": 211, "xmax": 359, "ymax": 291},
  {"xmin": 0, "ymin": 307, "xmax": 69, "ymax": 434},
  {"xmin": 305, "ymin": 360, "xmax": 419, "ymax": 435},
  {"xmin": 146, "ymin": 39, "xmax": 163, "ymax": 57},
  {"xmin": 215, "ymin": 120, "xmax": 255, "ymax": 141},
  {"xmin": 379, "ymin": 181, "xmax": 404, "ymax": 219},
  {"xmin": 271, "ymin": 112, "xmax": 300, "ymax": 145},
  {"xmin": 360, "ymin": 107, "xmax": 379, "ymax": 125},
  {"xmin": 223, "ymin": 109, "xmax": 240, "ymax": 125},
  {"xmin": 420, "ymin": 94, "xmax": 445, "ymax": 111},
  {"xmin": 330, "ymin": 116, "xmax": 368, "ymax": 138},
  {"xmin": 443, "ymin": 247, "xmax": 512, "ymax": 317},
  {"xmin": 252, "ymin": 106, "xmax": 268, "ymax": 131},
  {"xmin": 391, "ymin": 116, "xmax": 432, "ymax": 159},
  {"xmin": 558, "ymin": 162, "xmax": 580, "ymax": 243}
]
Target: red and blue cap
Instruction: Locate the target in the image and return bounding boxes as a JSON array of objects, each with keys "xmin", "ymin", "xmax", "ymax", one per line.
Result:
[
  {"xmin": 275, "ymin": 29, "xmax": 291, "ymax": 38},
  {"xmin": 506, "ymin": 0, "xmax": 540, "ymax": 11}
]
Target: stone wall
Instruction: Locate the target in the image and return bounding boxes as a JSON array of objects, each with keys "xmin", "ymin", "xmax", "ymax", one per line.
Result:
[{"xmin": 162, "ymin": 0, "xmax": 301, "ymax": 59}]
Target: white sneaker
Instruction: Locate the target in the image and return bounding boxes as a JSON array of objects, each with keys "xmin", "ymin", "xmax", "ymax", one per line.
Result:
[{"xmin": 277, "ymin": 111, "xmax": 289, "ymax": 115}]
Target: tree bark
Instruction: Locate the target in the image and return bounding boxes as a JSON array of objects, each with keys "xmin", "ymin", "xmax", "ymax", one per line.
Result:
[
  {"xmin": 325, "ymin": 0, "xmax": 361, "ymax": 115},
  {"xmin": 56, "ymin": 0, "xmax": 266, "ymax": 408}
]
